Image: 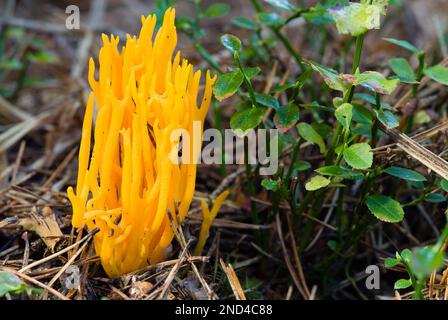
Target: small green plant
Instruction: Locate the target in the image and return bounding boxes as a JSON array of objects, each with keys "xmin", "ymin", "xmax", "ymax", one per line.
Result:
[
  {"xmin": 385, "ymin": 220, "xmax": 448, "ymax": 299},
  {"xmin": 0, "ymin": 27, "xmax": 58, "ymax": 98},
  {"xmin": 0, "ymin": 271, "xmax": 42, "ymax": 298},
  {"xmin": 186, "ymin": 0, "xmax": 448, "ymax": 296}
]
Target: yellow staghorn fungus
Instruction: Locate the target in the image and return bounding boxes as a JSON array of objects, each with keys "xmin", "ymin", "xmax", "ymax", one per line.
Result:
[
  {"xmin": 194, "ymin": 190, "xmax": 229, "ymax": 256},
  {"xmin": 67, "ymin": 8, "xmax": 216, "ymax": 277}
]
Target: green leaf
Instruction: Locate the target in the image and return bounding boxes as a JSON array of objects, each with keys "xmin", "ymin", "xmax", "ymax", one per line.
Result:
[
  {"xmin": 388, "ymin": 58, "xmax": 416, "ymax": 83},
  {"xmin": 315, "ymin": 165, "xmax": 364, "ymax": 180},
  {"xmin": 264, "ymin": 0, "xmax": 296, "ymax": 12},
  {"xmin": 272, "ymin": 82, "xmax": 296, "ymax": 93},
  {"xmin": 341, "ymin": 71, "xmax": 400, "ymax": 95},
  {"xmin": 366, "ymin": 195, "xmax": 405, "ymax": 223},
  {"xmin": 394, "ymin": 279, "xmax": 412, "ymax": 290},
  {"xmin": 424, "ymin": 65, "xmax": 448, "ymax": 86},
  {"xmin": 230, "ymin": 107, "xmax": 265, "ymax": 137},
  {"xmin": 204, "ymin": 3, "xmax": 231, "ymax": 18},
  {"xmin": 261, "ymin": 178, "xmax": 280, "ymax": 191},
  {"xmin": 306, "ymin": 60, "xmax": 347, "ymax": 92},
  {"xmin": 255, "ymin": 93, "xmax": 280, "ymax": 109},
  {"xmin": 0, "ymin": 271, "xmax": 25, "ymax": 297},
  {"xmin": 176, "ymin": 16, "xmax": 194, "ymax": 32},
  {"xmin": 243, "ymin": 67, "xmax": 261, "ymax": 80},
  {"xmin": 411, "ymin": 246, "xmax": 445, "ymax": 278},
  {"xmin": 257, "ymin": 12, "xmax": 285, "ymax": 27},
  {"xmin": 335, "ymin": 103, "xmax": 353, "ymax": 129},
  {"xmin": 424, "ymin": 193, "xmax": 446, "ymax": 203},
  {"xmin": 374, "ymin": 109, "xmax": 400, "ymax": 129},
  {"xmin": 343, "ymin": 143, "xmax": 373, "ymax": 170},
  {"xmin": 274, "ymin": 104, "xmax": 300, "ymax": 127},
  {"xmin": 441, "ymin": 180, "xmax": 448, "ymax": 192},
  {"xmin": 232, "ymin": 17, "xmax": 259, "ymax": 31},
  {"xmin": 27, "ymin": 51, "xmax": 59, "ymax": 64},
  {"xmin": 383, "ymin": 38, "xmax": 419, "ymax": 54},
  {"xmin": 352, "ymin": 103, "xmax": 373, "ymax": 124},
  {"xmin": 384, "ymin": 257, "xmax": 401, "ymax": 268},
  {"xmin": 384, "ymin": 166, "xmax": 426, "ymax": 182},
  {"xmin": 213, "ymin": 69, "xmax": 244, "ymax": 101},
  {"xmin": 414, "ymin": 110, "xmax": 431, "ymax": 125},
  {"xmin": 220, "ymin": 34, "xmax": 241, "ymax": 54},
  {"xmin": 297, "ymin": 122, "xmax": 326, "ymax": 154},
  {"xmin": 305, "ymin": 175, "xmax": 331, "ymax": 191},
  {"xmin": 0, "ymin": 58, "xmax": 23, "ymax": 70},
  {"xmin": 293, "ymin": 161, "xmax": 311, "ymax": 172},
  {"xmin": 400, "ymin": 249, "xmax": 413, "ymax": 264}
]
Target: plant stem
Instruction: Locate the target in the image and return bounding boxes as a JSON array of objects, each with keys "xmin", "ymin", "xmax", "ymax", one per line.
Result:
[
  {"xmin": 371, "ymin": 93, "xmax": 381, "ymax": 148},
  {"xmin": 235, "ymin": 54, "xmax": 260, "ymax": 109},
  {"xmin": 326, "ymin": 33, "xmax": 365, "ymax": 164},
  {"xmin": 250, "ymin": 0, "xmax": 304, "ymax": 71}
]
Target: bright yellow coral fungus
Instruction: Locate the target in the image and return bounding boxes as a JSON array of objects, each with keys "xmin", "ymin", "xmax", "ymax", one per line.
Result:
[
  {"xmin": 67, "ymin": 8, "xmax": 217, "ymax": 277},
  {"xmin": 194, "ymin": 190, "xmax": 229, "ymax": 256}
]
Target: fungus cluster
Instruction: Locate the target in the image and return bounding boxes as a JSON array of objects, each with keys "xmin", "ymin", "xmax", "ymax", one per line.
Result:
[{"xmin": 67, "ymin": 8, "xmax": 216, "ymax": 277}]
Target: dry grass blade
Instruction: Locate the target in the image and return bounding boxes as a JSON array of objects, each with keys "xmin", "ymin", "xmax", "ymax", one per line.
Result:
[
  {"xmin": 19, "ymin": 228, "xmax": 98, "ymax": 273},
  {"xmin": 0, "ymin": 95, "xmax": 32, "ymax": 121},
  {"xmin": 219, "ymin": 259, "xmax": 246, "ymax": 300},
  {"xmin": 158, "ymin": 243, "xmax": 190, "ymax": 300},
  {"xmin": 0, "ymin": 112, "xmax": 50, "ymax": 153},
  {"xmin": 380, "ymin": 124, "xmax": 448, "ymax": 180},
  {"xmin": 41, "ymin": 232, "xmax": 93, "ymax": 299},
  {"xmin": 0, "ymin": 267, "xmax": 69, "ymax": 300},
  {"xmin": 275, "ymin": 214, "xmax": 309, "ymax": 299}
]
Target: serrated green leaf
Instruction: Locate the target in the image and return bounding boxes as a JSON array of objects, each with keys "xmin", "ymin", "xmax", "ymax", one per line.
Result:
[
  {"xmin": 424, "ymin": 65, "xmax": 448, "ymax": 86},
  {"xmin": 388, "ymin": 58, "xmax": 416, "ymax": 83},
  {"xmin": 305, "ymin": 175, "xmax": 331, "ymax": 191},
  {"xmin": 230, "ymin": 107, "xmax": 265, "ymax": 137},
  {"xmin": 366, "ymin": 195, "xmax": 405, "ymax": 223},
  {"xmin": 384, "ymin": 166, "xmax": 426, "ymax": 182},
  {"xmin": 297, "ymin": 122, "xmax": 326, "ymax": 154},
  {"xmin": 343, "ymin": 143, "xmax": 373, "ymax": 170},
  {"xmin": 213, "ymin": 69, "xmax": 244, "ymax": 101}
]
